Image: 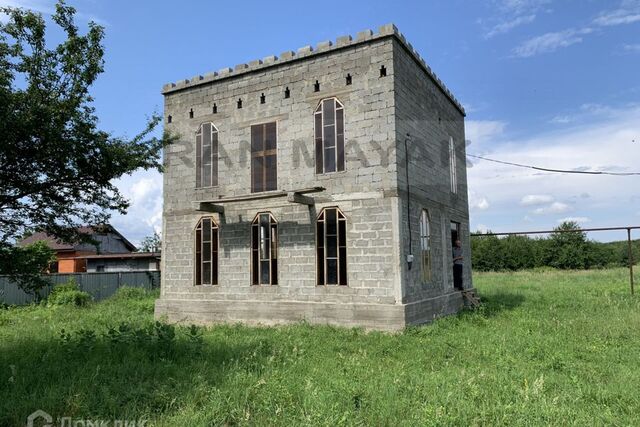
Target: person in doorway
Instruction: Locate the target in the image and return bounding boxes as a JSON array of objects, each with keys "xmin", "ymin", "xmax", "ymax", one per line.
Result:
[{"xmin": 453, "ymin": 239, "xmax": 464, "ymax": 290}]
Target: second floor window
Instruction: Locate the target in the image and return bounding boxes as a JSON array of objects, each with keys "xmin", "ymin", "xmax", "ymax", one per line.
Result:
[
  {"xmin": 251, "ymin": 122, "xmax": 277, "ymax": 192},
  {"xmin": 449, "ymin": 136, "xmax": 457, "ymax": 194},
  {"xmin": 315, "ymin": 98, "xmax": 345, "ymax": 174},
  {"xmin": 196, "ymin": 123, "xmax": 218, "ymax": 188}
]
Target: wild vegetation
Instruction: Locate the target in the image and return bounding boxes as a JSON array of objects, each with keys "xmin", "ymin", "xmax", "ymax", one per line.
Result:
[
  {"xmin": 0, "ymin": 1, "xmax": 172, "ymax": 296},
  {"xmin": 1, "ymin": 269, "xmax": 639, "ymax": 426},
  {"xmin": 472, "ymin": 221, "xmax": 640, "ymax": 271}
]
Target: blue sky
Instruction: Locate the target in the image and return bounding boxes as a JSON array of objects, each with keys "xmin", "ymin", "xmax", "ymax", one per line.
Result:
[{"xmin": 2, "ymin": 0, "xmax": 639, "ymax": 243}]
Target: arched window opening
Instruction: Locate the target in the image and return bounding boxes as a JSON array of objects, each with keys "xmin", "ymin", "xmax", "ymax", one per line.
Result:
[{"xmin": 317, "ymin": 207, "xmax": 347, "ymax": 286}]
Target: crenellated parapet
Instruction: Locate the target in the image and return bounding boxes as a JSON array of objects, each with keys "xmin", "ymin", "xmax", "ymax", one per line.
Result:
[{"xmin": 161, "ymin": 23, "xmax": 465, "ymax": 115}]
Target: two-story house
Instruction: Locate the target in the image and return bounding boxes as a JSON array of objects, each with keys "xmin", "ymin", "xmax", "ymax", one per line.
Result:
[{"xmin": 155, "ymin": 24, "xmax": 473, "ymax": 331}]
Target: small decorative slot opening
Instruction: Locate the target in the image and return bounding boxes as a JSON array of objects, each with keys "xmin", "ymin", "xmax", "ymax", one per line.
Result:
[
  {"xmin": 346, "ymin": 74, "xmax": 352, "ymax": 85},
  {"xmin": 314, "ymin": 80, "xmax": 320, "ymax": 92},
  {"xmin": 189, "ymin": 109, "xmax": 194, "ymax": 118},
  {"xmin": 379, "ymin": 65, "xmax": 387, "ymax": 77},
  {"xmin": 284, "ymin": 87, "xmax": 290, "ymax": 99},
  {"xmin": 212, "ymin": 104, "xmax": 217, "ymax": 114},
  {"xmin": 237, "ymin": 98, "xmax": 242, "ymax": 109},
  {"xmin": 260, "ymin": 93, "xmax": 266, "ymax": 104}
]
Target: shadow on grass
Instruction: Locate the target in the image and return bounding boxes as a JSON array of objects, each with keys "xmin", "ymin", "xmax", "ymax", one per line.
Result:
[
  {"xmin": 473, "ymin": 291, "xmax": 525, "ymax": 318},
  {"xmin": 0, "ymin": 330, "xmax": 269, "ymax": 426}
]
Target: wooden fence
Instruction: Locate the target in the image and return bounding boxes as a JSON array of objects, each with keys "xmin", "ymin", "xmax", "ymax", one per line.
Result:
[{"xmin": 0, "ymin": 271, "xmax": 161, "ymax": 305}]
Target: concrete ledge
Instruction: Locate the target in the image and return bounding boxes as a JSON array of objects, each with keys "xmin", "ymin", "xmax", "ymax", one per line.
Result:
[{"xmin": 155, "ymin": 291, "xmax": 470, "ymax": 331}]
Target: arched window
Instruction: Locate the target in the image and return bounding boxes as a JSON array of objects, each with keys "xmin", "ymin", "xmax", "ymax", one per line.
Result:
[
  {"xmin": 195, "ymin": 217, "xmax": 219, "ymax": 285},
  {"xmin": 196, "ymin": 123, "xmax": 218, "ymax": 188},
  {"xmin": 316, "ymin": 207, "xmax": 347, "ymax": 286},
  {"xmin": 314, "ymin": 98, "xmax": 345, "ymax": 174},
  {"xmin": 251, "ymin": 213, "xmax": 278, "ymax": 285},
  {"xmin": 448, "ymin": 136, "xmax": 457, "ymax": 194},
  {"xmin": 420, "ymin": 209, "xmax": 432, "ymax": 282}
]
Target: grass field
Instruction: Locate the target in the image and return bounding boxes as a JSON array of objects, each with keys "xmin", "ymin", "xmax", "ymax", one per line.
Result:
[{"xmin": 1, "ymin": 269, "xmax": 639, "ymax": 426}]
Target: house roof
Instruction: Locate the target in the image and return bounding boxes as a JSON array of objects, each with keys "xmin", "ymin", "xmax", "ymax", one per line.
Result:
[{"xmin": 18, "ymin": 225, "xmax": 137, "ymax": 252}]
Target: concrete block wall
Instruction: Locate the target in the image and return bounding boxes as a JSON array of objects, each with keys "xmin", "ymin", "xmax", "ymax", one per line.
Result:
[
  {"xmin": 162, "ymin": 37, "xmax": 397, "ymax": 209},
  {"xmin": 392, "ymin": 38, "xmax": 472, "ymax": 305},
  {"xmin": 161, "ymin": 196, "xmax": 399, "ymax": 305},
  {"xmin": 157, "ymin": 24, "xmax": 471, "ymax": 329}
]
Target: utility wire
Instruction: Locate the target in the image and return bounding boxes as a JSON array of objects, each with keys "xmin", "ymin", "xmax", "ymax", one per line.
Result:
[{"xmin": 467, "ymin": 154, "xmax": 640, "ymax": 176}]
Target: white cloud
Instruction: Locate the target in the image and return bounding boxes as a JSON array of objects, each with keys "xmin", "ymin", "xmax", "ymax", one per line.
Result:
[
  {"xmin": 482, "ymin": 0, "xmax": 550, "ymax": 38},
  {"xmin": 0, "ymin": 0, "xmax": 53, "ymax": 14},
  {"xmin": 467, "ymin": 104, "xmax": 640, "ymax": 233},
  {"xmin": 0, "ymin": 0, "xmax": 107, "ymax": 25},
  {"xmin": 520, "ymin": 194, "xmax": 554, "ymax": 206},
  {"xmin": 550, "ymin": 115, "xmax": 572, "ymax": 124},
  {"xmin": 110, "ymin": 171, "xmax": 163, "ymax": 246},
  {"xmin": 497, "ymin": 0, "xmax": 550, "ymax": 13},
  {"xmin": 470, "ymin": 192, "xmax": 490, "ymax": 211},
  {"xmin": 623, "ymin": 43, "xmax": 640, "ymax": 52},
  {"xmin": 513, "ymin": 27, "xmax": 593, "ymax": 57},
  {"xmin": 486, "ymin": 14, "xmax": 536, "ymax": 38},
  {"xmin": 593, "ymin": 0, "xmax": 640, "ymax": 26},
  {"xmin": 557, "ymin": 216, "xmax": 591, "ymax": 224},
  {"xmin": 508, "ymin": 1, "xmax": 640, "ymax": 59},
  {"xmin": 533, "ymin": 202, "xmax": 572, "ymax": 215},
  {"xmin": 475, "ymin": 224, "xmax": 489, "ymax": 233},
  {"xmin": 465, "ymin": 120, "xmax": 506, "ymax": 146}
]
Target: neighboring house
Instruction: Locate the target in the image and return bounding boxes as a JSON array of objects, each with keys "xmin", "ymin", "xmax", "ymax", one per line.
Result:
[
  {"xmin": 156, "ymin": 24, "xmax": 473, "ymax": 331},
  {"xmin": 84, "ymin": 252, "xmax": 161, "ymax": 273},
  {"xmin": 18, "ymin": 225, "xmax": 137, "ymax": 273}
]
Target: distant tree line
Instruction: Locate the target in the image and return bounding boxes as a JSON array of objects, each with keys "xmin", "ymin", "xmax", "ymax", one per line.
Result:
[{"xmin": 471, "ymin": 221, "xmax": 640, "ymax": 272}]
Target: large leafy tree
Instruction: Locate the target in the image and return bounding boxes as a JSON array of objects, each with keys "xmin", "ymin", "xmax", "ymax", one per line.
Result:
[
  {"xmin": 138, "ymin": 231, "xmax": 162, "ymax": 253},
  {"xmin": 0, "ymin": 1, "xmax": 170, "ymax": 246}
]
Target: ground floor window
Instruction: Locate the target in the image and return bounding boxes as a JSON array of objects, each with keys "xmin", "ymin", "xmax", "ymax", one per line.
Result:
[
  {"xmin": 195, "ymin": 217, "xmax": 219, "ymax": 285},
  {"xmin": 316, "ymin": 207, "xmax": 347, "ymax": 286},
  {"xmin": 251, "ymin": 212, "xmax": 278, "ymax": 285}
]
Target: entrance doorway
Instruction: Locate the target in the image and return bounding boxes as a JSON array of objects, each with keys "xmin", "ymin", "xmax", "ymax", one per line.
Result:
[{"xmin": 451, "ymin": 221, "xmax": 463, "ymax": 290}]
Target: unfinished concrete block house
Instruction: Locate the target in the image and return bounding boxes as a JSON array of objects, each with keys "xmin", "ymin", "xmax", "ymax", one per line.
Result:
[{"xmin": 155, "ymin": 24, "xmax": 473, "ymax": 330}]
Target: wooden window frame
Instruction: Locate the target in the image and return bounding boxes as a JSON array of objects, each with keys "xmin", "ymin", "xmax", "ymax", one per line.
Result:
[
  {"xmin": 251, "ymin": 121, "xmax": 278, "ymax": 193},
  {"xmin": 449, "ymin": 136, "xmax": 457, "ymax": 194},
  {"xmin": 420, "ymin": 209, "xmax": 432, "ymax": 282},
  {"xmin": 195, "ymin": 123, "xmax": 219, "ymax": 188},
  {"xmin": 195, "ymin": 217, "xmax": 219, "ymax": 286},
  {"xmin": 314, "ymin": 98, "xmax": 345, "ymax": 174},
  {"xmin": 251, "ymin": 212, "xmax": 278, "ymax": 286},
  {"xmin": 316, "ymin": 207, "xmax": 347, "ymax": 286}
]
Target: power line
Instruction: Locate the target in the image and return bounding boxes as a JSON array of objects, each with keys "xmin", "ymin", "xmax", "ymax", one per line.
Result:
[{"xmin": 467, "ymin": 154, "xmax": 640, "ymax": 176}]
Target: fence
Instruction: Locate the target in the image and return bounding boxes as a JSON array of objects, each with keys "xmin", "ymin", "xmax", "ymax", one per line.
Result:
[
  {"xmin": 0, "ymin": 271, "xmax": 161, "ymax": 305},
  {"xmin": 471, "ymin": 225, "xmax": 638, "ymax": 295}
]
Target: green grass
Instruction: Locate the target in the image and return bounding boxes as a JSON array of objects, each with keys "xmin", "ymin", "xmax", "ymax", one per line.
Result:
[{"xmin": 1, "ymin": 269, "xmax": 639, "ymax": 426}]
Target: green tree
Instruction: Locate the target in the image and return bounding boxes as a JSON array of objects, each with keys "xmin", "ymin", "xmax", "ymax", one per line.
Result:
[
  {"xmin": 0, "ymin": 1, "xmax": 172, "ymax": 246},
  {"xmin": 138, "ymin": 231, "xmax": 161, "ymax": 253},
  {"xmin": 545, "ymin": 221, "xmax": 589, "ymax": 269},
  {"xmin": 0, "ymin": 241, "xmax": 55, "ymax": 300}
]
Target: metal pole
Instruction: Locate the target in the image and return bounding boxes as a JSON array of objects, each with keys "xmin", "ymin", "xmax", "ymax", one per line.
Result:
[{"xmin": 628, "ymin": 228, "xmax": 635, "ymax": 295}]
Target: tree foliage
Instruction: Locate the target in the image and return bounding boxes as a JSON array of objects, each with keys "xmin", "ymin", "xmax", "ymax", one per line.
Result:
[
  {"xmin": 471, "ymin": 221, "xmax": 636, "ymax": 272},
  {"xmin": 0, "ymin": 241, "xmax": 54, "ymax": 299},
  {"xmin": 138, "ymin": 231, "xmax": 161, "ymax": 253},
  {"xmin": 0, "ymin": 1, "xmax": 171, "ymax": 245}
]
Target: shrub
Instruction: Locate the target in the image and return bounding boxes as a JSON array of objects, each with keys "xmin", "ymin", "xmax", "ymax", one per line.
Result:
[
  {"xmin": 47, "ymin": 279, "xmax": 92, "ymax": 307},
  {"xmin": 112, "ymin": 286, "xmax": 148, "ymax": 301}
]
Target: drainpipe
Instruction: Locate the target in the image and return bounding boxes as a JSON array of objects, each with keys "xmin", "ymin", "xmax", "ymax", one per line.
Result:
[{"xmin": 404, "ymin": 133, "xmax": 413, "ymax": 270}]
